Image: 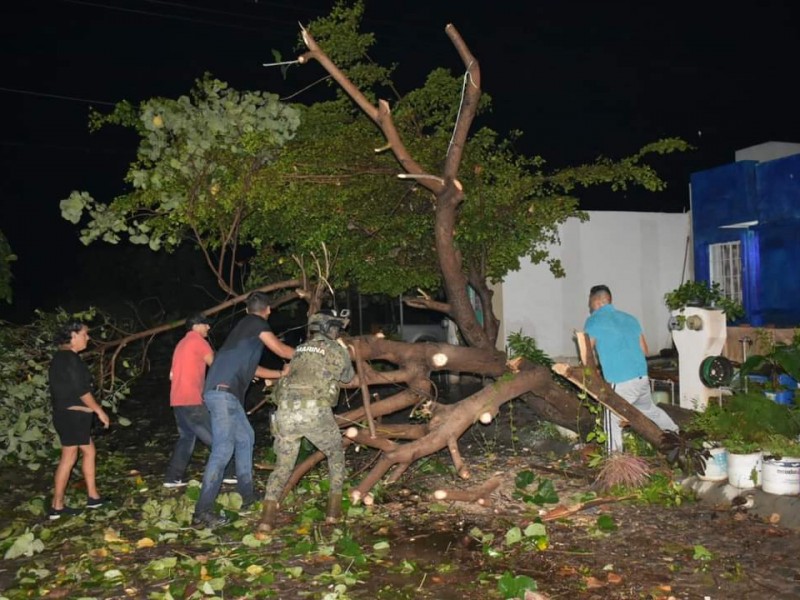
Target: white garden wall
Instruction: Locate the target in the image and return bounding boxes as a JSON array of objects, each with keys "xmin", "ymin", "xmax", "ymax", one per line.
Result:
[{"xmin": 493, "ymin": 211, "xmax": 692, "ymax": 361}]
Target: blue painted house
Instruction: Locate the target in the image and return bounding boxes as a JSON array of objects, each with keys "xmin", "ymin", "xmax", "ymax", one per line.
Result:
[{"xmin": 690, "ymin": 142, "xmax": 800, "ymax": 327}]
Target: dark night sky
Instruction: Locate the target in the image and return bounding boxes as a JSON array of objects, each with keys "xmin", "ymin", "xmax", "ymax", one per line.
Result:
[{"xmin": 2, "ymin": 0, "xmax": 799, "ymax": 319}]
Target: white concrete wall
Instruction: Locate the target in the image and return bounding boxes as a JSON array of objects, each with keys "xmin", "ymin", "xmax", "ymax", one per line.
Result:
[{"xmin": 495, "ymin": 211, "xmax": 692, "ymax": 360}]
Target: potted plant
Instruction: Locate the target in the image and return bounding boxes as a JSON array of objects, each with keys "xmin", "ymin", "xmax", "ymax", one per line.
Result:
[
  {"xmin": 683, "ymin": 407, "xmax": 729, "ymax": 481},
  {"xmin": 664, "ymin": 280, "xmax": 745, "ymax": 325},
  {"xmin": 722, "ymin": 434, "xmax": 763, "ymax": 489},
  {"xmin": 686, "ymin": 391, "xmax": 800, "ymax": 487},
  {"xmin": 760, "ymin": 434, "xmax": 800, "ymax": 495}
]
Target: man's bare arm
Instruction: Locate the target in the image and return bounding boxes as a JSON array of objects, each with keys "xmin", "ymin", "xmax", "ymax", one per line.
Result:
[
  {"xmin": 255, "ymin": 365, "xmax": 288, "ymax": 380},
  {"xmin": 259, "ymin": 331, "xmax": 294, "ymax": 360}
]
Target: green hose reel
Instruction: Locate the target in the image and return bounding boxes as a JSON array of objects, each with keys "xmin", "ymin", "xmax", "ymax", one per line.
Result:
[{"xmin": 699, "ymin": 355, "xmax": 734, "ymax": 388}]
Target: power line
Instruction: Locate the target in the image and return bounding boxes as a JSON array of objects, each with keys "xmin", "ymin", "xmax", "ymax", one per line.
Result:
[
  {"xmin": 62, "ymin": 0, "xmax": 279, "ymax": 33},
  {"xmin": 0, "ymin": 86, "xmax": 116, "ymax": 106},
  {"xmin": 65, "ymin": 0, "xmax": 445, "ymax": 54},
  {"xmin": 140, "ymin": 0, "xmax": 302, "ymax": 24}
]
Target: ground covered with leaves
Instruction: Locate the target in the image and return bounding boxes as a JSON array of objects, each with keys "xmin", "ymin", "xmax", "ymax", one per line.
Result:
[{"xmin": 2, "ymin": 376, "xmax": 800, "ymax": 600}]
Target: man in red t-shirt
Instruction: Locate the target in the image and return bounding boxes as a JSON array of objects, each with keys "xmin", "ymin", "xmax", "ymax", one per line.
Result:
[{"xmin": 164, "ymin": 313, "xmax": 234, "ymax": 487}]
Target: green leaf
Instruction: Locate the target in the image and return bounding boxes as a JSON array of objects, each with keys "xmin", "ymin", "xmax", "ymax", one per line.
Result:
[
  {"xmin": 146, "ymin": 556, "xmax": 178, "ymax": 572},
  {"xmin": 336, "ymin": 535, "xmax": 364, "ymax": 563},
  {"xmin": 532, "ymin": 479, "xmax": 559, "ymax": 505},
  {"xmin": 504, "ymin": 526, "xmax": 522, "ymax": 546},
  {"xmin": 3, "ymin": 531, "xmax": 44, "ymax": 559},
  {"xmin": 285, "ymin": 566, "xmax": 303, "ymax": 578},
  {"xmin": 693, "ymin": 544, "xmax": 713, "ymax": 561},
  {"xmin": 242, "ymin": 533, "xmax": 264, "ymax": 547},
  {"xmin": 399, "ymin": 559, "xmax": 416, "ymax": 574},
  {"xmin": 497, "ymin": 571, "xmax": 538, "ymax": 599},
  {"xmin": 514, "ymin": 470, "xmax": 535, "ymax": 489},
  {"xmin": 596, "ymin": 514, "xmax": 617, "ymax": 532},
  {"xmin": 524, "ymin": 522, "xmax": 547, "ymax": 537},
  {"xmin": 104, "ymin": 569, "xmax": 124, "ymax": 580}
]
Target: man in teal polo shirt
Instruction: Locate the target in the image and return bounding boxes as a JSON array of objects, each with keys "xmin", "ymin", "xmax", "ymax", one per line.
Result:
[{"xmin": 583, "ymin": 284, "xmax": 678, "ymax": 453}]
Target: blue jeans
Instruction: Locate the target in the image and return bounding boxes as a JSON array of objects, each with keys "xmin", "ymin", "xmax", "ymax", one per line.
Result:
[
  {"xmin": 195, "ymin": 390, "xmax": 255, "ymax": 514},
  {"xmin": 164, "ymin": 405, "xmax": 235, "ymax": 482},
  {"xmin": 165, "ymin": 405, "xmax": 213, "ymax": 482}
]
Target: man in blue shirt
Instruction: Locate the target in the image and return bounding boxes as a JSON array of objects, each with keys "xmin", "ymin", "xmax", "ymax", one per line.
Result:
[
  {"xmin": 192, "ymin": 292, "xmax": 294, "ymax": 528},
  {"xmin": 583, "ymin": 284, "xmax": 678, "ymax": 453}
]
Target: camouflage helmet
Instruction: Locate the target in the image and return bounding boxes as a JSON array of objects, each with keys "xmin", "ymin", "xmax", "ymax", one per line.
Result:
[{"xmin": 308, "ymin": 309, "xmax": 349, "ymax": 339}]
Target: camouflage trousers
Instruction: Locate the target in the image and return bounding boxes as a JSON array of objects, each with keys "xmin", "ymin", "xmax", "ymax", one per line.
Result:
[{"xmin": 263, "ymin": 404, "xmax": 345, "ymax": 502}]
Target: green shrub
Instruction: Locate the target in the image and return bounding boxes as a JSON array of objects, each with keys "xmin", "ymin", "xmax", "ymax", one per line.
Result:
[
  {"xmin": 687, "ymin": 392, "xmax": 800, "ymax": 451},
  {"xmin": 506, "ymin": 330, "xmax": 553, "ymax": 368}
]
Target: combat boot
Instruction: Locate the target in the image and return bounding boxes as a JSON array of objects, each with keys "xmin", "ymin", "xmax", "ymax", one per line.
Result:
[
  {"xmin": 258, "ymin": 500, "xmax": 279, "ymax": 532},
  {"xmin": 325, "ymin": 493, "xmax": 342, "ymax": 524}
]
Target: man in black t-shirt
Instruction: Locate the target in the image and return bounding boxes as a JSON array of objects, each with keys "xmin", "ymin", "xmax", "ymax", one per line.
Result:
[
  {"xmin": 48, "ymin": 321, "xmax": 110, "ymax": 519},
  {"xmin": 192, "ymin": 292, "xmax": 293, "ymax": 528}
]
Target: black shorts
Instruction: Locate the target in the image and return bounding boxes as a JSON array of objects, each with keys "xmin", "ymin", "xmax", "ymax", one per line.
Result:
[{"xmin": 53, "ymin": 408, "xmax": 93, "ymax": 446}]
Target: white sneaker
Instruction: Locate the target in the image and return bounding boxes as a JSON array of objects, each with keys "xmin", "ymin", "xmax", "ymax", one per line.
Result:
[
  {"xmin": 222, "ymin": 477, "xmax": 238, "ymax": 485},
  {"xmin": 163, "ymin": 480, "xmax": 188, "ymax": 488}
]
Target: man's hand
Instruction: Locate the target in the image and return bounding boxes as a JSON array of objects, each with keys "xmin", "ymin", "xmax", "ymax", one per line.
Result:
[{"xmin": 96, "ymin": 408, "xmax": 111, "ymax": 429}]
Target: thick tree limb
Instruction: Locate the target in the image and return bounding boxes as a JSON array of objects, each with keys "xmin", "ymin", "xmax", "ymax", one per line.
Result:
[
  {"xmin": 93, "ymin": 278, "xmax": 303, "ymax": 386},
  {"xmin": 347, "ymin": 368, "xmax": 551, "ymax": 503},
  {"xmin": 345, "ymin": 428, "xmax": 401, "ymax": 452},
  {"xmin": 433, "ymin": 475, "xmax": 501, "ymax": 505},
  {"xmin": 344, "ymin": 335, "xmax": 506, "ymax": 379},
  {"xmin": 441, "ymin": 24, "xmax": 481, "ymax": 181},
  {"xmin": 351, "ymin": 344, "xmax": 377, "ymax": 438},
  {"xmin": 347, "ymin": 423, "xmax": 427, "ymax": 440},
  {"xmin": 298, "ymin": 28, "xmax": 438, "ymax": 195},
  {"xmin": 553, "ymin": 333, "xmax": 667, "ymax": 449},
  {"xmin": 95, "ymin": 279, "xmax": 302, "ymax": 354},
  {"xmin": 403, "ymin": 297, "xmax": 452, "ymax": 316}
]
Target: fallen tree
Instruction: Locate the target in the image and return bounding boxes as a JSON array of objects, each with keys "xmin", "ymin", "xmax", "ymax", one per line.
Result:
[
  {"xmin": 267, "ymin": 22, "xmax": 689, "ymax": 505},
  {"xmin": 63, "ymin": 7, "xmax": 693, "ymax": 508}
]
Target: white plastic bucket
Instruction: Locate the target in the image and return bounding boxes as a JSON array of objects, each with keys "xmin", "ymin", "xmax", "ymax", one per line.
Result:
[
  {"xmin": 727, "ymin": 451, "xmax": 762, "ymax": 488},
  {"xmin": 762, "ymin": 456, "xmax": 800, "ymax": 495},
  {"xmin": 652, "ymin": 390, "xmax": 670, "ymax": 405},
  {"xmin": 698, "ymin": 447, "xmax": 728, "ymax": 482}
]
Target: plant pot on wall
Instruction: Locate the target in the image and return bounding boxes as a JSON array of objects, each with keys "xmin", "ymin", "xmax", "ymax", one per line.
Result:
[
  {"xmin": 727, "ymin": 451, "xmax": 762, "ymax": 489},
  {"xmin": 698, "ymin": 446, "xmax": 728, "ymax": 482},
  {"xmin": 761, "ymin": 456, "xmax": 800, "ymax": 495}
]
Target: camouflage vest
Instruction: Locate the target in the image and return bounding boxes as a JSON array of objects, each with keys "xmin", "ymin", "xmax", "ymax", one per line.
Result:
[{"xmin": 275, "ymin": 336, "xmax": 353, "ymax": 408}]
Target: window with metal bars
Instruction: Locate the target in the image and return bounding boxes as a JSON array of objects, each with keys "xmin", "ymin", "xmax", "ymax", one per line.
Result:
[{"xmin": 709, "ymin": 241, "xmax": 742, "ymax": 304}]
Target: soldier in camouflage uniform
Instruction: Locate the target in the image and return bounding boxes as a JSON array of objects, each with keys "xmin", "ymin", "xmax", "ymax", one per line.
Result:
[{"xmin": 259, "ymin": 310, "xmax": 355, "ymax": 531}]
